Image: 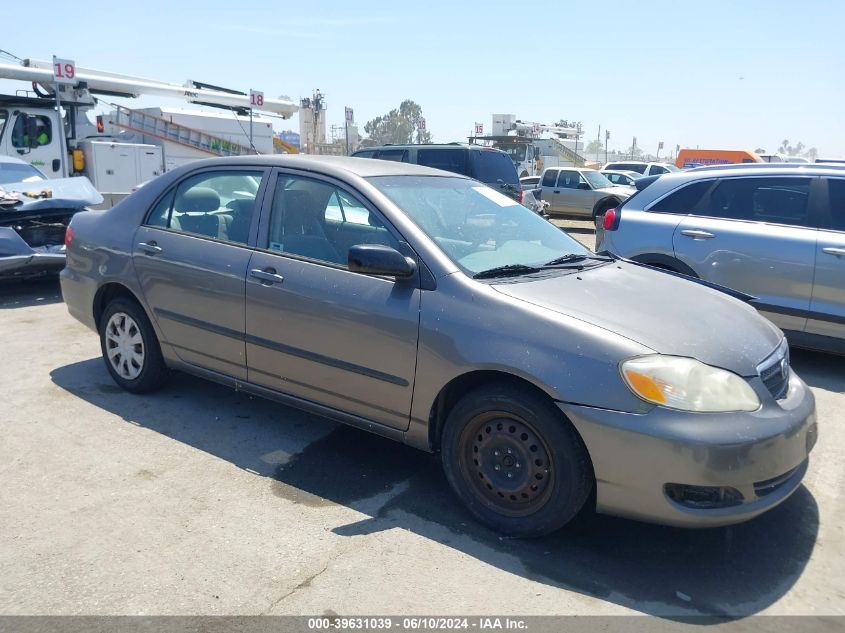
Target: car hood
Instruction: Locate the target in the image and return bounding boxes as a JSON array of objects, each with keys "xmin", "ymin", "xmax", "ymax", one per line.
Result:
[
  {"xmin": 491, "ymin": 262, "xmax": 782, "ymax": 376},
  {"xmin": 0, "ymin": 176, "xmax": 103, "ymax": 212},
  {"xmin": 596, "ymin": 185, "xmax": 633, "ymax": 198}
]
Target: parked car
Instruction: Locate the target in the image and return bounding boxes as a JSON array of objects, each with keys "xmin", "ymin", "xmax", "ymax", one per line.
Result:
[
  {"xmin": 61, "ymin": 155, "xmax": 817, "ymax": 536},
  {"xmin": 600, "ymin": 169, "xmax": 641, "ymax": 188},
  {"xmin": 352, "ymin": 144, "xmax": 522, "ymax": 201},
  {"xmin": 597, "ymin": 164, "xmax": 845, "ymax": 354},
  {"xmin": 0, "ymin": 155, "xmax": 48, "ymax": 184},
  {"xmin": 604, "ymin": 161, "xmax": 680, "ymax": 176},
  {"xmin": 538, "ymin": 167, "xmax": 632, "ymax": 217},
  {"xmin": 1, "ymin": 157, "xmax": 103, "ymax": 279}
]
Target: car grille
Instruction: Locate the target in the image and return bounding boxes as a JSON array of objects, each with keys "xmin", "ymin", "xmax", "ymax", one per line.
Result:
[
  {"xmin": 754, "ymin": 463, "xmax": 802, "ymax": 497},
  {"xmin": 757, "ymin": 341, "xmax": 790, "ymax": 400}
]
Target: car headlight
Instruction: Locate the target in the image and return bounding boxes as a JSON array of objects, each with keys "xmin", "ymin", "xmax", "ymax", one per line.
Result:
[{"xmin": 620, "ymin": 355, "xmax": 760, "ymax": 412}]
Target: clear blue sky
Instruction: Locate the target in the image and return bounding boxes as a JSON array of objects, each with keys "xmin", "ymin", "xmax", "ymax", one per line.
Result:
[{"xmin": 2, "ymin": 0, "xmax": 843, "ymax": 157}]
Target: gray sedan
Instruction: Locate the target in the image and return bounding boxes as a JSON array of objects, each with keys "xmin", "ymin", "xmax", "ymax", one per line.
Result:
[{"xmin": 61, "ymin": 155, "xmax": 817, "ymax": 536}]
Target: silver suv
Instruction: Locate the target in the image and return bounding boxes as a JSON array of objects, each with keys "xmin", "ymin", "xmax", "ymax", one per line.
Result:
[{"xmin": 597, "ymin": 165, "xmax": 845, "ymax": 353}]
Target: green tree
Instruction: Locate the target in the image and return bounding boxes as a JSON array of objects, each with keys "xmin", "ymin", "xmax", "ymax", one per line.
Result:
[
  {"xmin": 585, "ymin": 139, "xmax": 604, "ymax": 156},
  {"xmin": 624, "ymin": 145, "xmax": 644, "ymax": 159},
  {"xmin": 363, "ymin": 99, "xmax": 432, "ymax": 145}
]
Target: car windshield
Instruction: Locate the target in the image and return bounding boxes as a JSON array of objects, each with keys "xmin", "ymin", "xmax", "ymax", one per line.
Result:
[
  {"xmin": 368, "ymin": 175, "xmax": 590, "ymax": 275},
  {"xmin": 495, "ymin": 144, "xmax": 527, "ymax": 162},
  {"xmin": 663, "ymin": 164, "xmax": 681, "ymax": 172},
  {"xmin": 0, "ymin": 162, "xmax": 47, "ymax": 185},
  {"xmin": 582, "ymin": 170, "xmax": 613, "ymax": 189}
]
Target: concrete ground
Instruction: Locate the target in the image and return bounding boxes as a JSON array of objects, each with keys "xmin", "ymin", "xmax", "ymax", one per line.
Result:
[{"xmin": 1, "ymin": 222, "xmax": 843, "ymax": 618}]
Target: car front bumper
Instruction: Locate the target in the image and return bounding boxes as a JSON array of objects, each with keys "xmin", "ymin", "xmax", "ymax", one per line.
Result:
[
  {"xmin": 0, "ymin": 251, "xmax": 66, "ymax": 278},
  {"xmin": 558, "ymin": 370, "xmax": 817, "ymax": 527}
]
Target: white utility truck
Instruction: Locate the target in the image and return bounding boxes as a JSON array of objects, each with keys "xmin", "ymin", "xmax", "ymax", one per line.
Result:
[{"xmin": 0, "ymin": 57, "xmax": 298, "ymax": 203}]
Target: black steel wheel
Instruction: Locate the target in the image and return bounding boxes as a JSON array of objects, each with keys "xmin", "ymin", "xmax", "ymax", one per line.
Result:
[{"xmin": 441, "ymin": 383, "xmax": 593, "ymax": 537}]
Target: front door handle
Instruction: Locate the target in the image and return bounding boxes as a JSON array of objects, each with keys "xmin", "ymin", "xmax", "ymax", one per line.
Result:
[
  {"xmin": 137, "ymin": 241, "xmax": 162, "ymax": 254},
  {"xmin": 250, "ymin": 268, "xmax": 285, "ymax": 285},
  {"xmin": 553, "ymin": 190, "xmax": 560, "ymax": 194},
  {"xmin": 822, "ymin": 247, "xmax": 845, "ymax": 258},
  {"xmin": 681, "ymin": 229, "xmax": 716, "ymax": 239}
]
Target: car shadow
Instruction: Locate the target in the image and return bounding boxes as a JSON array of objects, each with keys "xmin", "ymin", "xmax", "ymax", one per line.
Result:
[
  {"xmin": 0, "ymin": 277, "xmax": 63, "ymax": 309},
  {"xmin": 51, "ymin": 358, "xmax": 819, "ymax": 620},
  {"xmin": 791, "ymin": 348, "xmax": 845, "ymax": 394}
]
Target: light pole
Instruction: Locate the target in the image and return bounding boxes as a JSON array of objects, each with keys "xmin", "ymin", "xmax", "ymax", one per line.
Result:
[{"xmin": 605, "ymin": 129, "xmax": 610, "ymax": 164}]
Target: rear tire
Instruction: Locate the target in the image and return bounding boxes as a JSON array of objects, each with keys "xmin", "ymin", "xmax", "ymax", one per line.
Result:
[
  {"xmin": 99, "ymin": 298, "xmax": 168, "ymax": 394},
  {"xmin": 441, "ymin": 383, "xmax": 593, "ymax": 537}
]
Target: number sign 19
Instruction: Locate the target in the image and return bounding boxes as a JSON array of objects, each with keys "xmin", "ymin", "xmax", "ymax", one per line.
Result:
[{"xmin": 52, "ymin": 57, "xmax": 77, "ymax": 85}]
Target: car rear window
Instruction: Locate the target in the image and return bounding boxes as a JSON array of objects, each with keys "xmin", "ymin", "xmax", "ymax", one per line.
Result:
[
  {"xmin": 470, "ymin": 150, "xmax": 519, "ymax": 186},
  {"xmin": 649, "ymin": 180, "xmax": 713, "ymax": 214},
  {"xmin": 694, "ymin": 177, "xmax": 812, "ymax": 226},
  {"xmin": 417, "ymin": 148, "xmax": 470, "ymax": 176},
  {"xmin": 609, "ymin": 163, "xmax": 646, "ymax": 174},
  {"xmin": 375, "ymin": 149, "xmax": 409, "ymax": 162}
]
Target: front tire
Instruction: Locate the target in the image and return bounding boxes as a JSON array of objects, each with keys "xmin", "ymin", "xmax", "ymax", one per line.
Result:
[
  {"xmin": 441, "ymin": 384, "xmax": 593, "ymax": 537},
  {"xmin": 99, "ymin": 298, "xmax": 168, "ymax": 394}
]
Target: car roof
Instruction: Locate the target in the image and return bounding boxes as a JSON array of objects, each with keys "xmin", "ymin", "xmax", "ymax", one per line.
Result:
[
  {"xmin": 356, "ymin": 143, "xmax": 509, "ymax": 154},
  {"xmin": 629, "ymin": 163, "xmax": 845, "ymax": 204},
  {"xmin": 601, "ymin": 169, "xmax": 640, "ymax": 176},
  {"xmin": 0, "ymin": 155, "xmax": 31, "ymax": 166},
  {"xmin": 166, "ymin": 154, "xmax": 471, "ymax": 180}
]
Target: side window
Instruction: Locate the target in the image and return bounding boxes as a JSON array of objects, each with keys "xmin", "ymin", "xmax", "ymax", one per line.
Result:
[
  {"xmin": 606, "ymin": 174, "xmax": 619, "ymax": 184},
  {"xmin": 268, "ymin": 176, "xmax": 399, "ymax": 266},
  {"xmin": 649, "ymin": 180, "xmax": 713, "ymax": 214},
  {"xmin": 353, "ymin": 150, "xmax": 376, "ymax": 158},
  {"xmin": 541, "ymin": 170, "xmax": 557, "ymax": 187},
  {"xmin": 825, "ymin": 179, "xmax": 845, "ymax": 231},
  {"xmin": 557, "ymin": 170, "xmax": 581, "ymax": 189},
  {"xmin": 145, "ymin": 170, "xmax": 264, "ymax": 244},
  {"xmin": 650, "ymin": 166, "xmax": 668, "ymax": 175},
  {"xmin": 694, "ymin": 177, "xmax": 811, "ymax": 226},
  {"xmin": 417, "ymin": 149, "xmax": 469, "ymax": 176},
  {"xmin": 11, "ymin": 114, "xmax": 52, "ymax": 148},
  {"xmin": 375, "ymin": 149, "xmax": 408, "ymax": 162}
]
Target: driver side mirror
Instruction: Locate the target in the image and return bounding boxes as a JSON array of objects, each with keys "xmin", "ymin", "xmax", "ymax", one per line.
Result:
[
  {"xmin": 578, "ymin": 182, "xmax": 591, "ymax": 190},
  {"xmin": 348, "ymin": 244, "xmax": 417, "ymax": 278}
]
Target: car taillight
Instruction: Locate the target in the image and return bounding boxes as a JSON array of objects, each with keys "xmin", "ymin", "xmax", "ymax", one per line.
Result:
[
  {"xmin": 603, "ymin": 208, "xmax": 620, "ymax": 230},
  {"xmin": 64, "ymin": 226, "xmax": 74, "ymax": 248},
  {"xmin": 519, "ymin": 190, "xmax": 524, "ymax": 204}
]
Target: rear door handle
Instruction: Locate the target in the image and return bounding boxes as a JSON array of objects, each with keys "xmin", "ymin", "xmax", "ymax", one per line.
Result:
[
  {"xmin": 822, "ymin": 247, "xmax": 845, "ymax": 257},
  {"xmin": 681, "ymin": 229, "xmax": 716, "ymax": 239},
  {"xmin": 137, "ymin": 241, "xmax": 162, "ymax": 254},
  {"xmin": 250, "ymin": 268, "xmax": 285, "ymax": 285}
]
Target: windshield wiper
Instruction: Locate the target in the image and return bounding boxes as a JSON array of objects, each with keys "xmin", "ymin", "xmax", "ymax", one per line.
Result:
[
  {"xmin": 472, "ymin": 264, "xmax": 542, "ymax": 279},
  {"xmin": 543, "ymin": 253, "xmax": 614, "ymax": 266}
]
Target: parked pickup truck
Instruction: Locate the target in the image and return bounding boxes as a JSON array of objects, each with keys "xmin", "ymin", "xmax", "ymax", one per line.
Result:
[{"xmin": 537, "ymin": 167, "xmax": 632, "ymax": 218}]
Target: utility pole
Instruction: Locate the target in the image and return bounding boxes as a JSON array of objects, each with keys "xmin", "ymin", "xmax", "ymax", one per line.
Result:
[
  {"xmin": 605, "ymin": 129, "xmax": 610, "ymax": 164},
  {"xmin": 631, "ymin": 136, "xmax": 637, "ymax": 160},
  {"xmin": 344, "ymin": 107, "xmax": 353, "ymax": 156},
  {"xmin": 596, "ymin": 125, "xmax": 601, "ymax": 164}
]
